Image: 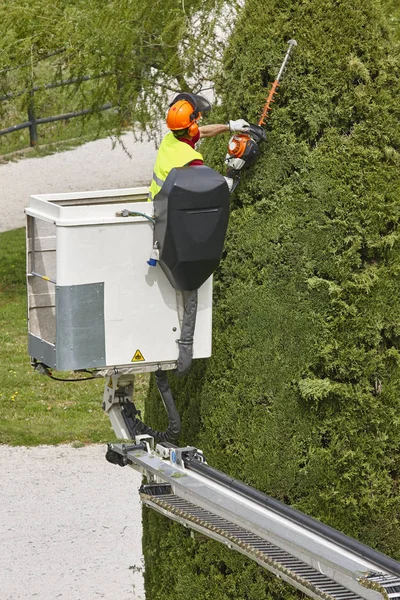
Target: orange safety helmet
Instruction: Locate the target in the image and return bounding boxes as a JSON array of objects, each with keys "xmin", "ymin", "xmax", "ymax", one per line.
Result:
[{"xmin": 166, "ymin": 92, "xmax": 211, "ymax": 137}]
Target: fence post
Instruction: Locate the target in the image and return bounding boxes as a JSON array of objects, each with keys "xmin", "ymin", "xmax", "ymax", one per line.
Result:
[{"xmin": 27, "ymin": 90, "xmax": 38, "ymax": 146}]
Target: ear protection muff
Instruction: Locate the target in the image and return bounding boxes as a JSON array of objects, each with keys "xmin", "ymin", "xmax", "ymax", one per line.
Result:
[
  {"xmin": 187, "ymin": 109, "xmax": 202, "ymax": 137},
  {"xmin": 187, "ymin": 120, "xmax": 199, "ymax": 137}
]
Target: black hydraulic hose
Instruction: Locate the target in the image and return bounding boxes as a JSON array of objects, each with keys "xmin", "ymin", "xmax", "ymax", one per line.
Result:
[
  {"xmin": 153, "ymin": 369, "xmax": 181, "ymax": 442},
  {"xmin": 33, "ymin": 361, "xmax": 97, "ymax": 381},
  {"xmin": 176, "ymin": 290, "xmax": 198, "ymax": 375},
  {"xmin": 184, "ymin": 459, "xmax": 400, "ymax": 579},
  {"xmin": 123, "ymin": 370, "xmax": 181, "ymax": 443}
]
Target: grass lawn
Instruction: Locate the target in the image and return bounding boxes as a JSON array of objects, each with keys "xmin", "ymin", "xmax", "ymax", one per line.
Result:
[{"xmin": 0, "ymin": 228, "xmax": 148, "ymax": 446}]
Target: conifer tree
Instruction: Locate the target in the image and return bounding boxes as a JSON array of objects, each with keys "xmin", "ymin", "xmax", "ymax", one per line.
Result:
[{"xmin": 143, "ymin": 0, "xmax": 400, "ymax": 598}]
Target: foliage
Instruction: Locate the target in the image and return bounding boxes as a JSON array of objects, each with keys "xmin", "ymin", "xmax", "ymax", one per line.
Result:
[
  {"xmin": 0, "ymin": 0, "xmax": 239, "ymax": 147},
  {"xmin": 0, "ymin": 228, "xmax": 148, "ymax": 445},
  {"xmin": 382, "ymin": 0, "xmax": 400, "ymax": 39},
  {"xmin": 144, "ymin": 0, "xmax": 400, "ymax": 598}
]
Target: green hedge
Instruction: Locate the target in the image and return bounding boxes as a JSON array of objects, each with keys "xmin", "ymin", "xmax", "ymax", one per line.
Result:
[{"xmin": 143, "ymin": 1, "xmax": 400, "ymax": 598}]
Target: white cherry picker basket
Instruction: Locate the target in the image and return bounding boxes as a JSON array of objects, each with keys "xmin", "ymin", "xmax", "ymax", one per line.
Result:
[{"xmin": 25, "ymin": 187, "xmax": 212, "ymax": 373}]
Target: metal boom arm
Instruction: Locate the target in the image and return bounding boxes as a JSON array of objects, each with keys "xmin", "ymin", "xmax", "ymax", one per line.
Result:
[{"xmin": 107, "ymin": 439, "xmax": 400, "ymax": 600}]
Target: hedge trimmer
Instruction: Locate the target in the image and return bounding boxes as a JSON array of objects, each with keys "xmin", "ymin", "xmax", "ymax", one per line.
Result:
[{"xmin": 225, "ymin": 39, "xmax": 297, "ymax": 191}]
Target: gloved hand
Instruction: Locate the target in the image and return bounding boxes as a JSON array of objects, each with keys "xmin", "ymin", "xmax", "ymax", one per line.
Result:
[{"xmin": 229, "ymin": 118, "xmax": 250, "ymax": 133}]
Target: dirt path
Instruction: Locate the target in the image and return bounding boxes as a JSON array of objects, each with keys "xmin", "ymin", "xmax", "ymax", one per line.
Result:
[
  {"xmin": 0, "ymin": 444, "xmax": 145, "ymax": 600},
  {"xmin": 0, "ymin": 132, "xmax": 157, "ymax": 233}
]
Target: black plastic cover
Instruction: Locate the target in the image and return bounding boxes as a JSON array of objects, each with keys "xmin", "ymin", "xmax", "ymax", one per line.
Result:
[
  {"xmin": 153, "ymin": 166, "xmax": 230, "ymax": 291},
  {"xmin": 249, "ymin": 123, "xmax": 267, "ymax": 143}
]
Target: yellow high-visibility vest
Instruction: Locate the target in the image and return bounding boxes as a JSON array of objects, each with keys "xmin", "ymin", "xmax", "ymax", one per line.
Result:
[{"xmin": 148, "ymin": 132, "xmax": 203, "ymax": 201}]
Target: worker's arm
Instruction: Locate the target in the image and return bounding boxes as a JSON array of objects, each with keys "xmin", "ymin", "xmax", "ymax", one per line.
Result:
[
  {"xmin": 199, "ymin": 124, "xmax": 229, "ymax": 138},
  {"xmin": 199, "ymin": 119, "xmax": 250, "ymax": 138}
]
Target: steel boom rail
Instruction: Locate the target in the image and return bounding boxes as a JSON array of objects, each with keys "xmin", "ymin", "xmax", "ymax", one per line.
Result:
[
  {"xmin": 186, "ymin": 459, "xmax": 400, "ymax": 579},
  {"xmin": 109, "ymin": 441, "xmax": 400, "ymax": 600}
]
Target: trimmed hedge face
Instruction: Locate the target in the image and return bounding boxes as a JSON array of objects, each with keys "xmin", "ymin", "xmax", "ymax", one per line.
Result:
[{"xmin": 143, "ymin": 1, "xmax": 400, "ymax": 598}]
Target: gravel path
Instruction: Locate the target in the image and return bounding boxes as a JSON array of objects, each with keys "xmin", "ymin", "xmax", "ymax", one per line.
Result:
[
  {"xmin": 0, "ymin": 444, "xmax": 145, "ymax": 600},
  {"xmin": 0, "ymin": 134, "xmax": 158, "ymax": 598},
  {"xmin": 0, "ymin": 132, "xmax": 157, "ymax": 232}
]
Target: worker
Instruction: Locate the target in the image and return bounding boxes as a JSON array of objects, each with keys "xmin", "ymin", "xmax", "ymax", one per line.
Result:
[{"xmin": 148, "ymin": 92, "xmax": 250, "ymax": 200}]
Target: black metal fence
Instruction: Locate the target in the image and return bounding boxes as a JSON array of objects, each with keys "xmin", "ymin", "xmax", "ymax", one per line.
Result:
[{"xmin": 0, "ymin": 53, "xmax": 113, "ymax": 147}]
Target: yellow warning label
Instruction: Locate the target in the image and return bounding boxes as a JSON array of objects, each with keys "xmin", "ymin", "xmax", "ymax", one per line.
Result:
[
  {"xmin": 131, "ymin": 349, "xmax": 145, "ymax": 362},
  {"xmin": 107, "ymin": 377, "xmax": 113, "ymax": 389}
]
